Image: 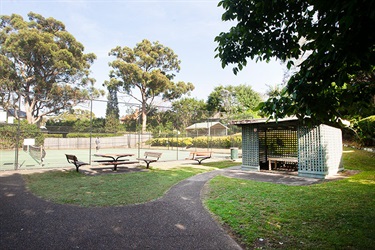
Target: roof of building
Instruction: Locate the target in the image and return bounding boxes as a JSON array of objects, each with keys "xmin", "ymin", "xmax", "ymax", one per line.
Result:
[
  {"xmin": 231, "ymin": 117, "xmax": 300, "ymax": 131},
  {"xmin": 185, "ymin": 122, "xmax": 229, "ymax": 130},
  {"xmin": 231, "ymin": 116, "xmax": 299, "ymax": 125}
]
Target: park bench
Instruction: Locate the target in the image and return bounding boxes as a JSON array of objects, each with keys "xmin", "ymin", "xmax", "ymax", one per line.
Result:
[
  {"xmin": 187, "ymin": 151, "xmax": 212, "ymax": 164},
  {"xmin": 268, "ymin": 157, "xmax": 298, "ymax": 171},
  {"xmin": 65, "ymin": 154, "xmax": 89, "ymax": 172},
  {"xmin": 136, "ymin": 152, "xmax": 162, "ymax": 168}
]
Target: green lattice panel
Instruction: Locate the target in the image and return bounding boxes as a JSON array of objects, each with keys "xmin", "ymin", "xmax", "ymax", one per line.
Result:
[{"xmin": 241, "ymin": 125, "xmax": 259, "ymax": 169}]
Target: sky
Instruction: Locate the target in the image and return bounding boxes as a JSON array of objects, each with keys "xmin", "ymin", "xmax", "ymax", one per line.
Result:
[{"xmin": 1, "ymin": 0, "xmax": 285, "ymax": 117}]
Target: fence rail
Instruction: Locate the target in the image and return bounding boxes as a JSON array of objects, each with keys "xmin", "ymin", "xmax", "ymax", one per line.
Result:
[{"xmin": 44, "ymin": 134, "xmax": 150, "ymax": 150}]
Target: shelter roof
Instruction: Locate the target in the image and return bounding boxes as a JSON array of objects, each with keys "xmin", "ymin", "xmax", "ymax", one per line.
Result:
[
  {"xmin": 231, "ymin": 117, "xmax": 300, "ymax": 131},
  {"xmin": 186, "ymin": 122, "xmax": 228, "ymax": 130}
]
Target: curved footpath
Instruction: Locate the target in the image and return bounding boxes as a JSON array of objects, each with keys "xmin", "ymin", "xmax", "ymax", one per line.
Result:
[{"xmin": 0, "ymin": 165, "xmax": 325, "ymax": 250}]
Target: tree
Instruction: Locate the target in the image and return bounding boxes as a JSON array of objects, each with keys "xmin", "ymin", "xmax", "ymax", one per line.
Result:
[
  {"xmin": 105, "ymin": 85, "xmax": 120, "ymax": 120},
  {"xmin": 171, "ymin": 98, "xmax": 208, "ymax": 131},
  {"xmin": 48, "ymin": 108, "xmax": 94, "ymax": 122},
  {"xmin": 107, "ymin": 39, "xmax": 194, "ymax": 133},
  {"xmin": 0, "ymin": 13, "xmax": 103, "ymax": 125},
  {"xmin": 206, "ymin": 84, "xmax": 262, "ymax": 119},
  {"xmin": 215, "ymin": 0, "xmax": 375, "ymax": 124},
  {"xmin": 105, "ymin": 84, "xmax": 120, "ymax": 132}
]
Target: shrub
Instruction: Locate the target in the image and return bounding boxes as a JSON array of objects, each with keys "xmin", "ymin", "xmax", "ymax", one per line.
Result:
[
  {"xmin": 356, "ymin": 115, "xmax": 375, "ymax": 146},
  {"xmin": 0, "ymin": 121, "xmax": 44, "ymax": 149},
  {"xmin": 148, "ymin": 135, "xmax": 242, "ymax": 149}
]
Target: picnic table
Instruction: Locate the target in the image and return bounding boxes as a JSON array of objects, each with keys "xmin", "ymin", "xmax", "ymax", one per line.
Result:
[{"xmin": 93, "ymin": 153, "xmax": 137, "ymax": 171}]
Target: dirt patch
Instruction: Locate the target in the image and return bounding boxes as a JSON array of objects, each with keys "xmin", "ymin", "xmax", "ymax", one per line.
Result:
[{"xmin": 339, "ymin": 169, "xmax": 361, "ymax": 177}]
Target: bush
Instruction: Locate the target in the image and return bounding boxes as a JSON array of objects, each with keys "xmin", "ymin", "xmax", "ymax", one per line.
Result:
[
  {"xmin": 0, "ymin": 121, "xmax": 44, "ymax": 149},
  {"xmin": 356, "ymin": 115, "xmax": 375, "ymax": 146},
  {"xmin": 148, "ymin": 135, "xmax": 242, "ymax": 149}
]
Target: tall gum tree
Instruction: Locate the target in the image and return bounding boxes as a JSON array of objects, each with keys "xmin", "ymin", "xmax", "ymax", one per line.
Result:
[
  {"xmin": 107, "ymin": 39, "xmax": 194, "ymax": 133},
  {"xmin": 0, "ymin": 12, "xmax": 102, "ymax": 125}
]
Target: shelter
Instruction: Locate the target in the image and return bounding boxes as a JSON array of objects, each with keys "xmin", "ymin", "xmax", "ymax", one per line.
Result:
[
  {"xmin": 186, "ymin": 122, "xmax": 228, "ymax": 137},
  {"xmin": 232, "ymin": 117, "xmax": 343, "ymax": 179}
]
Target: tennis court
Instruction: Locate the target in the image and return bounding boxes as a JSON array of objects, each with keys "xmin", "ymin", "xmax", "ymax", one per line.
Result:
[{"xmin": 0, "ymin": 147, "xmax": 231, "ymax": 171}]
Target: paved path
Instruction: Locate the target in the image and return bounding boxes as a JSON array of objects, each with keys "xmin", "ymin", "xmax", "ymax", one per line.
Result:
[
  {"xmin": 1, "ymin": 169, "xmax": 243, "ymax": 249},
  {"xmin": 0, "ymin": 164, "xmax": 327, "ymax": 250}
]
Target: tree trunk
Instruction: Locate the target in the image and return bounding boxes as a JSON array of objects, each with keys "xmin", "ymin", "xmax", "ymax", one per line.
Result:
[{"xmin": 141, "ymin": 102, "xmax": 147, "ymax": 133}]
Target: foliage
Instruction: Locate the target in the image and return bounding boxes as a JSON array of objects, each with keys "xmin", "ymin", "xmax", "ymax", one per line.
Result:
[
  {"xmin": 146, "ymin": 109, "xmax": 174, "ymax": 135},
  {"xmin": 215, "ymin": 0, "xmax": 375, "ymax": 124},
  {"xmin": 47, "ymin": 109, "xmax": 95, "ymax": 122},
  {"xmin": 171, "ymin": 98, "xmax": 209, "ymax": 131},
  {"xmin": 105, "ymin": 84, "xmax": 120, "ymax": 120},
  {"xmin": 105, "ymin": 84, "xmax": 120, "ymax": 133},
  {"xmin": 107, "ymin": 39, "xmax": 194, "ymax": 133},
  {"xmin": 23, "ymin": 167, "xmax": 207, "ymax": 207},
  {"xmin": 46, "ymin": 117, "xmax": 107, "ymax": 133},
  {"xmin": 206, "ymin": 84, "xmax": 262, "ymax": 119},
  {"xmin": 0, "ymin": 120, "xmax": 44, "ymax": 148},
  {"xmin": 148, "ymin": 135, "xmax": 242, "ymax": 149},
  {"xmin": 0, "ymin": 12, "xmax": 103, "ymax": 125},
  {"xmin": 205, "ymin": 147, "xmax": 375, "ymax": 249},
  {"xmin": 356, "ymin": 115, "xmax": 375, "ymax": 146},
  {"xmin": 105, "ymin": 113, "xmax": 121, "ymax": 133}
]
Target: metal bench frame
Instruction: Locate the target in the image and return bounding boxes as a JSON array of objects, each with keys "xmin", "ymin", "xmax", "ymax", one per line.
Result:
[
  {"xmin": 65, "ymin": 154, "xmax": 89, "ymax": 172},
  {"xmin": 187, "ymin": 152, "xmax": 212, "ymax": 164},
  {"xmin": 136, "ymin": 152, "xmax": 162, "ymax": 168}
]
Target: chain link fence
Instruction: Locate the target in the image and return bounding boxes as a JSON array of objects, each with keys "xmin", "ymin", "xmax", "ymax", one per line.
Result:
[{"xmin": 0, "ymin": 98, "xmax": 242, "ymax": 171}]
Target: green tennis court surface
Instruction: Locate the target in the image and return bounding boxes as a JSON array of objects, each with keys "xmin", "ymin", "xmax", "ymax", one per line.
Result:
[{"xmin": 1, "ymin": 148, "xmax": 229, "ymax": 171}]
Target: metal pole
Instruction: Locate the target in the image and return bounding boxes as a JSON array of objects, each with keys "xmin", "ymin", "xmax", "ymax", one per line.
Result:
[
  {"xmin": 89, "ymin": 98, "xmax": 93, "ymax": 164},
  {"xmin": 138, "ymin": 105, "xmax": 141, "ymax": 159},
  {"xmin": 14, "ymin": 95, "xmax": 21, "ymax": 170},
  {"xmin": 176, "ymin": 129, "xmax": 179, "ymax": 160}
]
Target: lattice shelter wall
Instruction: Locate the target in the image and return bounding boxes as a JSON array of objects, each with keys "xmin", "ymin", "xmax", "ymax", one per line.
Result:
[
  {"xmin": 241, "ymin": 125, "xmax": 260, "ymax": 170},
  {"xmin": 298, "ymin": 124, "xmax": 343, "ymax": 179},
  {"xmin": 259, "ymin": 129, "xmax": 298, "ymax": 163}
]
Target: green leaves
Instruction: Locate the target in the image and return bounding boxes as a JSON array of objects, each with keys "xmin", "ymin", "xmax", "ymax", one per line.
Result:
[
  {"xmin": 216, "ymin": 0, "xmax": 375, "ymax": 124},
  {"xmin": 0, "ymin": 12, "xmax": 100, "ymax": 124},
  {"xmin": 107, "ymin": 39, "xmax": 194, "ymax": 132}
]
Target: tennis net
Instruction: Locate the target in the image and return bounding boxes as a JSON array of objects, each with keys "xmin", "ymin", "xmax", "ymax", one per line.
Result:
[{"xmin": 23, "ymin": 145, "xmax": 46, "ymax": 164}]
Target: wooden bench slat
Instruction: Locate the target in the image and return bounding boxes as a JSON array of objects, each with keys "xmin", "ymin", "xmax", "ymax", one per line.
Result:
[
  {"xmin": 93, "ymin": 159, "xmax": 129, "ymax": 163},
  {"xmin": 136, "ymin": 152, "xmax": 162, "ymax": 168},
  {"xmin": 268, "ymin": 157, "xmax": 298, "ymax": 171},
  {"xmin": 99, "ymin": 161, "xmax": 138, "ymax": 166}
]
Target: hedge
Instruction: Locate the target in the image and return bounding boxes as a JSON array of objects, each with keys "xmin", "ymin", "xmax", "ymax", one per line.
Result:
[
  {"xmin": 148, "ymin": 135, "xmax": 242, "ymax": 149},
  {"xmin": 357, "ymin": 115, "xmax": 375, "ymax": 146},
  {"xmin": 0, "ymin": 121, "xmax": 44, "ymax": 149}
]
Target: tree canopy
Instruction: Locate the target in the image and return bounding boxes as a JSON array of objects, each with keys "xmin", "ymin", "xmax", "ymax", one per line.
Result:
[
  {"xmin": 206, "ymin": 84, "xmax": 262, "ymax": 119},
  {"xmin": 215, "ymin": 0, "xmax": 375, "ymax": 124},
  {"xmin": 107, "ymin": 39, "xmax": 194, "ymax": 132},
  {"xmin": 171, "ymin": 97, "xmax": 208, "ymax": 131},
  {"xmin": 0, "ymin": 12, "xmax": 103, "ymax": 125}
]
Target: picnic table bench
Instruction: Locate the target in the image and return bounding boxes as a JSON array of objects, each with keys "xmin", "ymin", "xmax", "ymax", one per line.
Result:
[
  {"xmin": 268, "ymin": 157, "xmax": 298, "ymax": 171},
  {"xmin": 65, "ymin": 154, "xmax": 89, "ymax": 172},
  {"xmin": 186, "ymin": 151, "xmax": 212, "ymax": 164},
  {"xmin": 136, "ymin": 152, "xmax": 162, "ymax": 168},
  {"xmin": 93, "ymin": 153, "xmax": 138, "ymax": 171}
]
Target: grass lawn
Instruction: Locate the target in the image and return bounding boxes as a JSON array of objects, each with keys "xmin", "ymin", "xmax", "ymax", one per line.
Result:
[
  {"xmin": 23, "ymin": 160, "xmax": 239, "ymax": 207},
  {"xmin": 23, "ymin": 167, "xmax": 208, "ymax": 207},
  {"xmin": 204, "ymin": 147, "xmax": 375, "ymax": 249}
]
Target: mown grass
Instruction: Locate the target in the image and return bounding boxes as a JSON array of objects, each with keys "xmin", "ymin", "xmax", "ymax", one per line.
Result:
[
  {"xmin": 201, "ymin": 160, "xmax": 240, "ymax": 169},
  {"xmin": 23, "ymin": 160, "xmax": 239, "ymax": 207},
  {"xmin": 204, "ymin": 147, "xmax": 375, "ymax": 249},
  {"xmin": 24, "ymin": 167, "xmax": 207, "ymax": 207}
]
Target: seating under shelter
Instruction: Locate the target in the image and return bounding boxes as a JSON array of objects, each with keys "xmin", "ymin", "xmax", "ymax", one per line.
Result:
[{"xmin": 232, "ymin": 117, "xmax": 343, "ymax": 179}]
